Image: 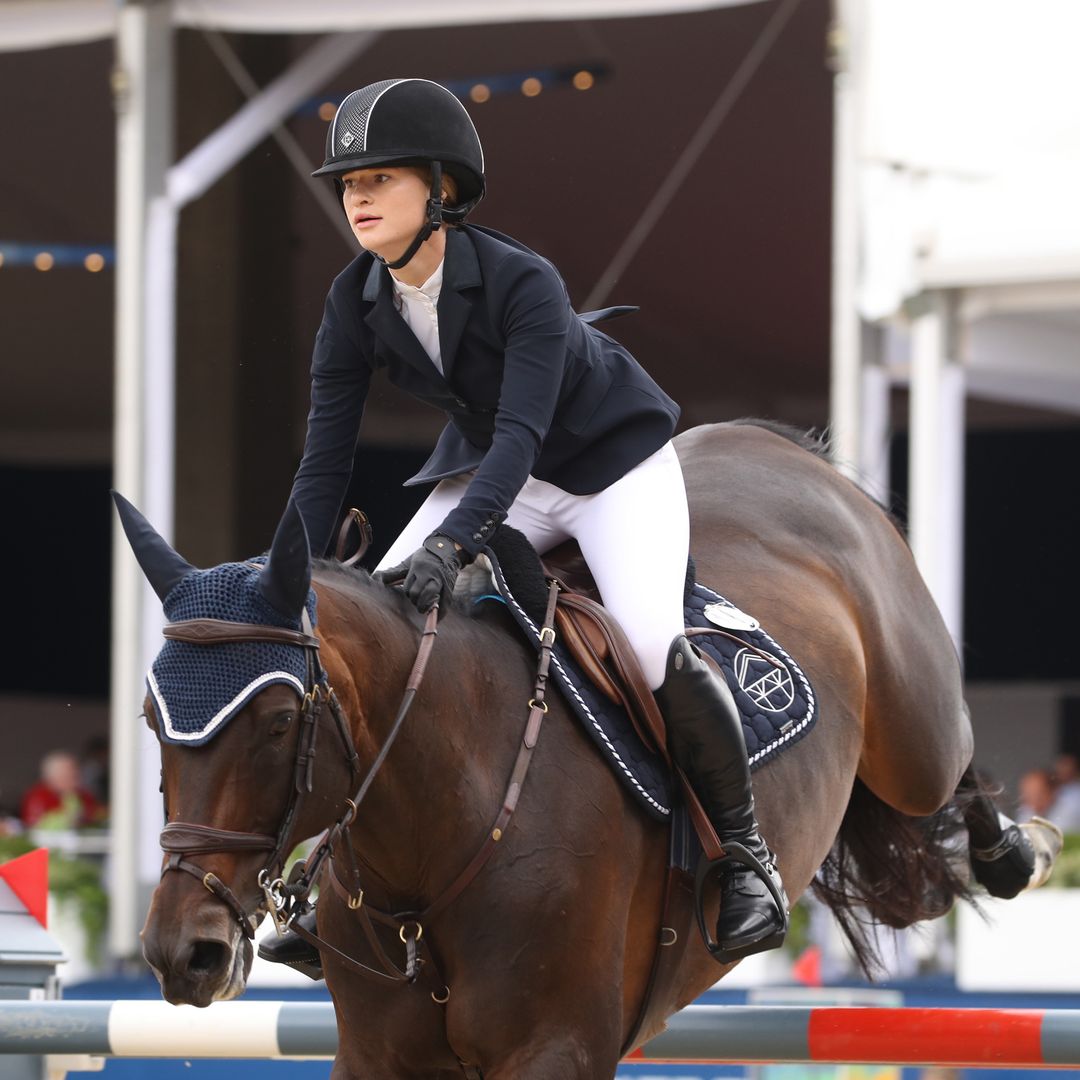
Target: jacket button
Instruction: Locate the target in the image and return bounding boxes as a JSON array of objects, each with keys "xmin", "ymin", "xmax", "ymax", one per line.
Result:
[{"xmin": 472, "ymin": 533, "xmax": 483, "ymax": 542}]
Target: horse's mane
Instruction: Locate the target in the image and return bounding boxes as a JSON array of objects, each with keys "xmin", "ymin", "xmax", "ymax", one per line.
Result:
[
  {"xmin": 727, "ymin": 417, "xmax": 832, "ymax": 459},
  {"xmin": 312, "ymin": 557, "xmax": 375, "ymax": 588},
  {"xmin": 310, "ymin": 556, "xmax": 505, "ymax": 623},
  {"xmin": 731, "ymin": 417, "xmax": 909, "ymax": 546}
]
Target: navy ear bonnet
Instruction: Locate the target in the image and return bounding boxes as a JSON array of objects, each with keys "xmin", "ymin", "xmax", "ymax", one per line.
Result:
[{"xmin": 148, "ymin": 559, "xmax": 318, "ymax": 746}]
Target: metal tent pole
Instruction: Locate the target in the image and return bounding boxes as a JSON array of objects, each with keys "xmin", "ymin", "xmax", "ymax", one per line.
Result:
[
  {"xmin": 111, "ymin": 24, "xmax": 379, "ymax": 956},
  {"xmin": 109, "ymin": 0, "xmax": 174, "ymax": 959}
]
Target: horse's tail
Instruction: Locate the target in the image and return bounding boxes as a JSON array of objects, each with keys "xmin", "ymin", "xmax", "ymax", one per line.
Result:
[{"xmin": 810, "ymin": 776, "xmax": 981, "ymax": 976}]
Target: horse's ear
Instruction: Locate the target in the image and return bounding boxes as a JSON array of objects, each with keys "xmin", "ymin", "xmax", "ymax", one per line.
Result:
[
  {"xmin": 259, "ymin": 500, "xmax": 311, "ymax": 619},
  {"xmin": 111, "ymin": 491, "xmax": 196, "ymax": 602}
]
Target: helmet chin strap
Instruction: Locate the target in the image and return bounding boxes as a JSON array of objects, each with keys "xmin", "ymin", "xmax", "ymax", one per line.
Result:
[{"xmin": 377, "ymin": 162, "xmax": 444, "ymax": 272}]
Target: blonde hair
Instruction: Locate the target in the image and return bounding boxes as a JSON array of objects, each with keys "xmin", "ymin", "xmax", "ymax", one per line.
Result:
[{"xmin": 409, "ymin": 165, "xmax": 459, "ymax": 208}]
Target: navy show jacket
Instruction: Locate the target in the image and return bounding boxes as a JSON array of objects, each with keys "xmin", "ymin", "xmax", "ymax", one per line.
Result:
[{"xmin": 289, "ymin": 224, "xmax": 680, "ymax": 557}]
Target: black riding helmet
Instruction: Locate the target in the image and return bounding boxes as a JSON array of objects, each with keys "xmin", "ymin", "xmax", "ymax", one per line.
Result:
[{"xmin": 314, "ymin": 78, "xmax": 485, "ymax": 269}]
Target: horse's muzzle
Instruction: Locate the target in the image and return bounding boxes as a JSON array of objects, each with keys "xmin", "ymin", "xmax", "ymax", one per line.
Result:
[{"xmin": 142, "ymin": 893, "xmax": 253, "ymax": 1007}]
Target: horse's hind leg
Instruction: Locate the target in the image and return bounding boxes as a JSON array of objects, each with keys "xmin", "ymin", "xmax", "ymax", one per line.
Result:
[
  {"xmin": 860, "ymin": 662, "xmax": 974, "ymax": 816},
  {"xmin": 958, "ymin": 766, "xmax": 1063, "ymax": 896}
]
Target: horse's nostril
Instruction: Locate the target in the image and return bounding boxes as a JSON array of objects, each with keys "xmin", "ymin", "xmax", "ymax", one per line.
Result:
[{"xmin": 188, "ymin": 939, "xmax": 228, "ymax": 976}]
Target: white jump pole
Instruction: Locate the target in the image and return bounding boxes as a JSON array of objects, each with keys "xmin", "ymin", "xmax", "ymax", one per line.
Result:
[{"xmin": 3, "ymin": 1002, "xmax": 1080, "ymax": 1067}]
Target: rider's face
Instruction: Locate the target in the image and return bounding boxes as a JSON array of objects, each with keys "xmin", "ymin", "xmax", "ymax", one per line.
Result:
[{"xmin": 340, "ymin": 167, "xmax": 429, "ymax": 261}]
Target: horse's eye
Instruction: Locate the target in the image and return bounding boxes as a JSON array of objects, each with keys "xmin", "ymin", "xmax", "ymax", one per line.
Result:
[
  {"xmin": 269, "ymin": 712, "xmax": 295, "ymax": 736},
  {"xmin": 143, "ymin": 709, "xmax": 159, "ymax": 734}
]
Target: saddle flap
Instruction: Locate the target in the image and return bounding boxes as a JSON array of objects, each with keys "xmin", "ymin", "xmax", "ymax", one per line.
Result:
[
  {"xmin": 555, "ymin": 592, "xmax": 669, "ymax": 758},
  {"xmin": 553, "ymin": 606, "xmax": 621, "ymax": 705}
]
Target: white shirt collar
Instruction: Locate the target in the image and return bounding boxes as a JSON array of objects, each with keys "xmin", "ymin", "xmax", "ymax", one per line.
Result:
[{"xmin": 390, "ymin": 259, "xmax": 444, "ymax": 301}]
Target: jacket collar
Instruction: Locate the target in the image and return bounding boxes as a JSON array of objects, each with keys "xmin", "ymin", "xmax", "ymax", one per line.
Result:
[
  {"xmin": 361, "ymin": 229, "xmax": 480, "ymax": 381},
  {"xmin": 437, "ymin": 229, "xmax": 480, "ymax": 376},
  {"xmin": 360, "ymin": 227, "xmax": 480, "ymax": 301}
]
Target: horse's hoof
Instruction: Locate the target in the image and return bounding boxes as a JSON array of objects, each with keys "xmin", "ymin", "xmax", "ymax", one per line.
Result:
[
  {"xmin": 970, "ymin": 818, "xmax": 1063, "ymax": 898},
  {"xmin": 1019, "ymin": 816, "xmax": 1064, "ymax": 891}
]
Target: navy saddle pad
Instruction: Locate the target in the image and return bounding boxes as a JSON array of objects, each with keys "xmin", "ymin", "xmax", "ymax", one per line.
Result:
[{"xmin": 482, "ymin": 549, "xmax": 817, "ymax": 822}]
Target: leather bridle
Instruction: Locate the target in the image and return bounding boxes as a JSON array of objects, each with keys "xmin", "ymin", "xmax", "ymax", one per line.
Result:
[
  {"xmin": 157, "ymin": 610, "xmax": 360, "ymax": 939},
  {"xmin": 153, "ymin": 580, "xmax": 560, "ymax": 993}
]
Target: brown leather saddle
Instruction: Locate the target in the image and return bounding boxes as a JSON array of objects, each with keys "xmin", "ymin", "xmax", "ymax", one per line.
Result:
[
  {"xmin": 539, "ymin": 540, "xmax": 728, "ymax": 864},
  {"xmin": 540, "ymin": 541, "xmax": 669, "ymax": 753}
]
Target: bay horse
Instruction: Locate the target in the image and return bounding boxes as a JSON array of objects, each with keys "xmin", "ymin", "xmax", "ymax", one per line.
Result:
[{"xmin": 121, "ymin": 421, "xmax": 1057, "ymax": 1080}]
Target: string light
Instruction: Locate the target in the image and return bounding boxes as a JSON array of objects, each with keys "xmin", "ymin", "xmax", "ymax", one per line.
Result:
[
  {"xmin": 0, "ymin": 244, "xmax": 114, "ymax": 269},
  {"xmin": 303, "ymin": 65, "xmax": 609, "ymax": 118}
]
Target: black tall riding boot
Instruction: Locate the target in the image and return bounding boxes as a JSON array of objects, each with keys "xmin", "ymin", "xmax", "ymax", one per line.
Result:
[{"xmin": 654, "ymin": 635, "xmax": 788, "ymax": 960}]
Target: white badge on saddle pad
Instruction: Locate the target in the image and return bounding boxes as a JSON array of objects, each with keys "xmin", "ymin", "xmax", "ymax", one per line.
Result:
[{"xmin": 703, "ymin": 601, "xmax": 760, "ymax": 632}]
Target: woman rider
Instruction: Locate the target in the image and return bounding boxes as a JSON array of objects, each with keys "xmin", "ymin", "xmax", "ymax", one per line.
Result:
[{"xmin": 260, "ymin": 78, "xmax": 787, "ymax": 970}]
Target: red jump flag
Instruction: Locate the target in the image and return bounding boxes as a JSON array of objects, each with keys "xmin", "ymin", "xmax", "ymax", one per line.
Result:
[{"xmin": 0, "ymin": 848, "xmax": 49, "ymax": 928}]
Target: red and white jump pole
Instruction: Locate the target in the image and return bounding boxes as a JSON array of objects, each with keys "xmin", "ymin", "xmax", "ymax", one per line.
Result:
[
  {"xmin": 628, "ymin": 1005, "xmax": 1080, "ymax": 1068},
  {"xmin": 2, "ymin": 1003, "xmax": 1080, "ymax": 1067}
]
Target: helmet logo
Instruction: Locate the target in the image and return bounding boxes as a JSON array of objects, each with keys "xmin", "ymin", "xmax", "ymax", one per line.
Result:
[{"xmin": 340, "ymin": 131, "xmax": 355, "ymax": 148}]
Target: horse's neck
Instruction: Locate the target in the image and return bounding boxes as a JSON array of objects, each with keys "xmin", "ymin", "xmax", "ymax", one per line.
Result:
[{"xmin": 316, "ymin": 577, "xmax": 497, "ymax": 901}]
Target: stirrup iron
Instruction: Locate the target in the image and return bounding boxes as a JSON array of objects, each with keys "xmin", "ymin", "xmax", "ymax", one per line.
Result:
[{"xmin": 693, "ymin": 841, "xmax": 789, "ymax": 964}]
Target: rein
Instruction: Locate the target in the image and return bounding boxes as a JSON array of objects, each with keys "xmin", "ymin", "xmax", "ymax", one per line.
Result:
[{"xmin": 156, "ymin": 577, "xmax": 560, "ymax": 998}]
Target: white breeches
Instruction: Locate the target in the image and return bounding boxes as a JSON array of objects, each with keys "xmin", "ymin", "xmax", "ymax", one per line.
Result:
[{"xmin": 376, "ymin": 441, "xmax": 690, "ymax": 689}]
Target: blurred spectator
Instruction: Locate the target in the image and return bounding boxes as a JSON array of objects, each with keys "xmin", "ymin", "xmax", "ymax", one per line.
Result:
[
  {"xmin": 79, "ymin": 734, "xmax": 110, "ymax": 809},
  {"xmin": 1050, "ymin": 752, "xmax": 1080, "ymax": 833},
  {"xmin": 1017, "ymin": 768, "xmax": 1056, "ymax": 821},
  {"xmin": 0, "ymin": 785, "xmax": 22, "ymax": 836},
  {"xmin": 20, "ymin": 750, "xmax": 105, "ymax": 829}
]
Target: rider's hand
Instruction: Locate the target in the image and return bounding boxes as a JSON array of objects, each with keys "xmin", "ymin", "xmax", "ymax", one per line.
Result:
[{"xmin": 376, "ymin": 533, "xmax": 466, "ymax": 614}]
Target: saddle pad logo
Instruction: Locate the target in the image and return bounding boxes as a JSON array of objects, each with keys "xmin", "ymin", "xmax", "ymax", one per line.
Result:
[{"xmin": 733, "ymin": 648, "xmax": 795, "ymax": 713}]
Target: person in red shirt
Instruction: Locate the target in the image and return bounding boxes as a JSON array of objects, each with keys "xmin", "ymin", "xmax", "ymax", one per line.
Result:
[{"xmin": 20, "ymin": 750, "xmax": 104, "ymax": 829}]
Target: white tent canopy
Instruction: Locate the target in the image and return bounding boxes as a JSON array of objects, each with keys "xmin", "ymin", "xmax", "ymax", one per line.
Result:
[
  {"xmin": 0, "ymin": 0, "xmax": 759, "ymax": 51},
  {"xmin": 855, "ymin": 0, "xmax": 1080, "ymax": 316},
  {"xmin": 830, "ymin": 0, "xmax": 1080, "ymax": 649}
]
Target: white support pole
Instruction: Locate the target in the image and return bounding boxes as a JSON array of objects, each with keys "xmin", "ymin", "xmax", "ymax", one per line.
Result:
[
  {"xmin": 126, "ymin": 31, "xmax": 381, "ymax": 897},
  {"xmin": 167, "ymin": 32, "xmax": 377, "ymax": 209},
  {"xmin": 858, "ymin": 357, "xmax": 891, "ymax": 502},
  {"xmin": 827, "ymin": 0, "xmax": 862, "ymax": 483},
  {"xmin": 909, "ymin": 291, "xmax": 965, "ymax": 652},
  {"xmin": 109, "ymin": 0, "xmax": 174, "ymax": 959}
]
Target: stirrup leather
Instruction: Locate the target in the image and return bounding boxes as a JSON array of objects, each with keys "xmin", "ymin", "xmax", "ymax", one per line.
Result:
[{"xmin": 693, "ymin": 841, "xmax": 789, "ymax": 964}]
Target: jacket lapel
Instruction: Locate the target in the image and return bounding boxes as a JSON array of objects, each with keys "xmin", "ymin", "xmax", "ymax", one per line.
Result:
[
  {"xmin": 437, "ymin": 229, "xmax": 481, "ymax": 381},
  {"xmin": 361, "ymin": 259, "xmax": 446, "ymax": 384}
]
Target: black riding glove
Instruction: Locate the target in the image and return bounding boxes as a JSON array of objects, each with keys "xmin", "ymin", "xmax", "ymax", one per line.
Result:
[{"xmin": 377, "ymin": 533, "xmax": 465, "ymax": 614}]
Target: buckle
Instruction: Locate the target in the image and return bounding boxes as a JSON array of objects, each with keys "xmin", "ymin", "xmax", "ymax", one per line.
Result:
[{"xmin": 539, "ymin": 627, "xmax": 556, "ymax": 647}]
